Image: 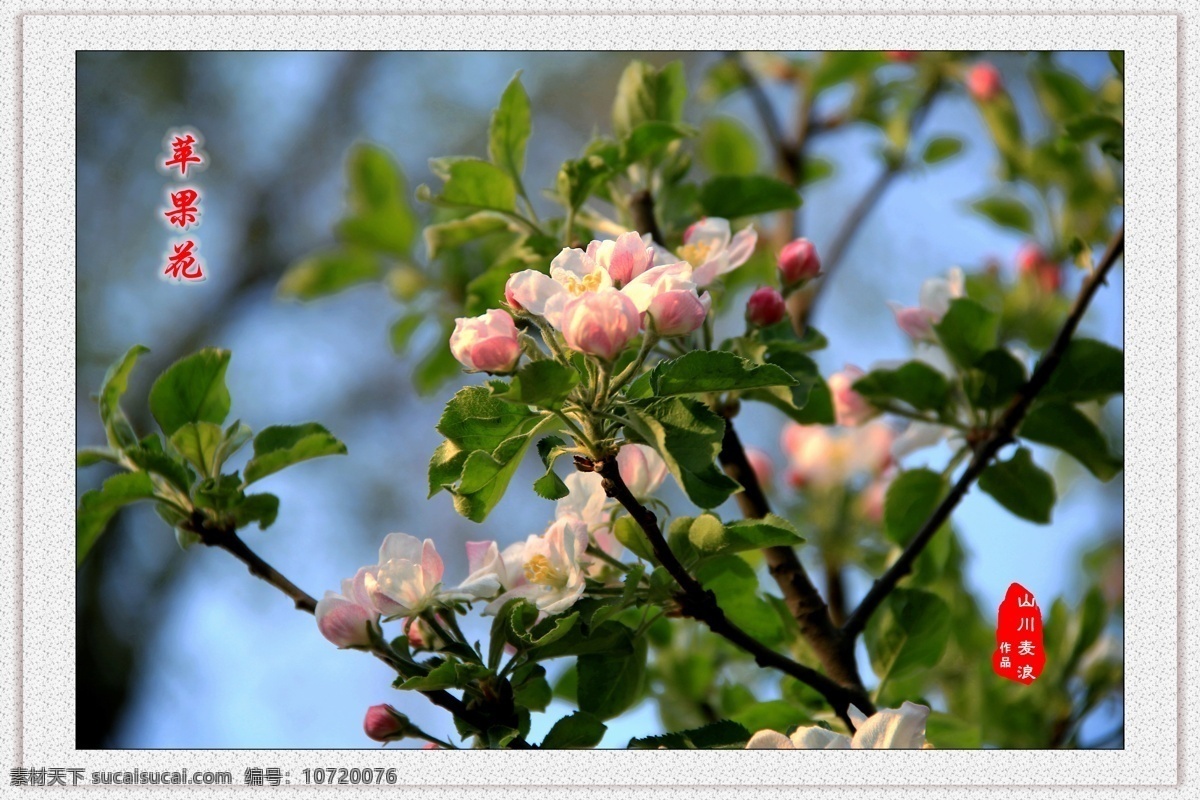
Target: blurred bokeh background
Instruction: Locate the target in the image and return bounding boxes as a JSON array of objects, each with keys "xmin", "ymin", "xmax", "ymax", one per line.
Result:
[{"xmin": 76, "ymin": 50, "xmax": 1122, "ymax": 749}]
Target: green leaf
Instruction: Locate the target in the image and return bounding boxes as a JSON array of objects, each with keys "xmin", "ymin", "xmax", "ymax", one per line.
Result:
[
  {"xmin": 557, "ymin": 153, "xmax": 614, "ymax": 213},
  {"xmin": 629, "ymin": 720, "xmax": 751, "ymax": 750},
  {"xmin": 495, "ymin": 360, "xmax": 579, "ymax": 409},
  {"xmin": 509, "ymin": 605, "xmax": 581, "ymax": 650},
  {"xmin": 531, "ymin": 435, "xmax": 570, "ymax": 500},
  {"xmin": 812, "ymin": 51, "xmax": 884, "ymax": 92},
  {"xmin": 98, "ymin": 344, "xmax": 150, "ymax": 447},
  {"xmin": 1031, "ymin": 67, "xmax": 1094, "ymax": 124},
  {"xmin": 123, "ymin": 445, "xmax": 193, "ymax": 493},
  {"xmin": 169, "ymin": 421, "xmax": 224, "ymax": 478},
  {"xmin": 933, "ymin": 298, "xmax": 998, "ymax": 369},
  {"xmin": 242, "ymin": 423, "xmax": 347, "ymax": 485},
  {"xmin": 525, "ymin": 620, "xmax": 634, "ymax": 662},
  {"xmin": 77, "ymin": 447, "xmax": 122, "ymax": 468},
  {"xmin": 612, "ymin": 60, "xmax": 686, "ymax": 138},
  {"xmin": 884, "ymin": 469, "xmax": 946, "ymax": 546},
  {"xmin": 978, "ymin": 447, "xmax": 1056, "ymax": 523},
  {"xmin": 398, "ymin": 661, "xmax": 490, "ymax": 692},
  {"xmin": 687, "ymin": 513, "xmax": 803, "ymax": 556},
  {"xmin": 389, "ymin": 313, "xmax": 424, "ymax": 355},
  {"xmin": 650, "ymin": 350, "xmax": 797, "ymax": 396},
  {"xmin": 925, "ymin": 712, "xmax": 982, "ymax": 749},
  {"xmin": 740, "ymin": 343, "xmax": 834, "ymax": 424},
  {"xmin": 699, "ymin": 175, "xmax": 800, "ymax": 219},
  {"xmin": 148, "ymin": 348, "xmax": 232, "ymax": 437},
  {"xmin": 963, "ymin": 349, "xmax": 1026, "ymax": 410},
  {"xmin": 230, "ymin": 492, "xmax": 280, "ymax": 530},
  {"xmin": 429, "ymin": 387, "xmax": 558, "ymax": 521},
  {"xmin": 730, "ymin": 700, "xmax": 811, "ymax": 735},
  {"xmin": 695, "ymin": 556, "xmax": 783, "ymax": 644},
  {"xmin": 278, "ymin": 248, "xmax": 382, "ymax": 301},
  {"xmin": 541, "ymin": 711, "xmax": 606, "ymax": 749},
  {"xmin": 423, "ymin": 213, "xmax": 510, "ymax": 260},
  {"xmin": 853, "ymin": 361, "xmax": 950, "ymax": 412},
  {"xmin": 698, "ymin": 116, "xmax": 759, "ymax": 176},
  {"xmin": 422, "ymin": 159, "xmax": 517, "ymax": 214},
  {"xmin": 922, "ymin": 136, "xmax": 964, "ymax": 164},
  {"xmin": 622, "ymin": 398, "xmax": 740, "ymax": 509},
  {"xmin": 511, "ymin": 662, "xmax": 552, "ymax": 712},
  {"xmin": 488, "ymin": 72, "xmax": 532, "ymax": 181},
  {"xmin": 77, "ymin": 472, "xmax": 156, "ymax": 565},
  {"xmin": 621, "ymin": 120, "xmax": 695, "ymax": 165},
  {"xmin": 612, "ymin": 515, "xmax": 657, "ymax": 563},
  {"xmin": 1020, "ymin": 402, "xmax": 1122, "ymax": 481},
  {"xmin": 970, "ymin": 195, "xmax": 1035, "ymax": 235},
  {"xmin": 577, "ymin": 632, "xmax": 647, "ymax": 720},
  {"xmin": 799, "ymin": 157, "xmax": 835, "ymax": 186},
  {"xmin": 335, "ymin": 143, "xmax": 417, "ymax": 256},
  {"xmin": 865, "ymin": 588, "xmax": 952, "ymax": 684},
  {"xmin": 1109, "ymin": 51, "xmax": 1124, "ymax": 77},
  {"xmin": 1039, "ymin": 338, "xmax": 1123, "ymax": 403}
]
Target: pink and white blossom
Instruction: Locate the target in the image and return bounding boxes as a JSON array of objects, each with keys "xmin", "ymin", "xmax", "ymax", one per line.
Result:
[
  {"xmin": 557, "ymin": 472, "xmax": 622, "ymax": 565},
  {"xmin": 506, "ymin": 246, "xmax": 614, "ymax": 328},
  {"xmin": 616, "ymin": 443, "xmax": 669, "ymax": 499},
  {"xmin": 560, "ymin": 288, "xmax": 641, "ymax": 360},
  {"xmin": 829, "ymin": 364, "xmax": 875, "ymax": 427},
  {"xmin": 586, "ymin": 231, "xmax": 655, "ymax": 287},
  {"xmin": 746, "ymin": 702, "xmax": 932, "ymax": 749},
  {"xmin": 316, "ymin": 567, "xmax": 380, "ymax": 648},
  {"xmin": 621, "ymin": 262, "xmax": 711, "ymax": 336},
  {"xmin": 369, "ymin": 533, "xmax": 446, "ymax": 619},
  {"xmin": 670, "ymin": 217, "xmax": 758, "ymax": 286},
  {"xmin": 449, "ymin": 309, "xmax": 521, "ymax": 373},
  {"xmin": 489, "ymin": 519, "xmax": 590, "ymax": 615},
  {"xmin": 887, "ymin": 267, "xmax": 964, "ymax": 341}
]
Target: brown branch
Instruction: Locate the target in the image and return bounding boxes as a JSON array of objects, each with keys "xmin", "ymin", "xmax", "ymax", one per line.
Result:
[
  {"xmin": 717, "ymin": 416, "xmax": 866, "ymax": 693},
  {"xmin": 630, "ymin": 189, "xmax": 663, "ymax": 245},
  {"xmin": 727, "ymin": 52, "xmax": 800, "ymax": 184},
  {"xmin": 842, "ymin": 225, "xmax": 1125, "ymax": 638},
  {"xmin": 593, "ymin": 456, "xmax": 873, "ymax": 727},
  {"xmin": 184, "ymin": 516, "xmax": 532, "ymax": 748}
]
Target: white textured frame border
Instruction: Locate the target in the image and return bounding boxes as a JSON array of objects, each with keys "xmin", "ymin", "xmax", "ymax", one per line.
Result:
[{"xmin": 1, "ymin": 6, "xmax": 1184, "ymax": 796}]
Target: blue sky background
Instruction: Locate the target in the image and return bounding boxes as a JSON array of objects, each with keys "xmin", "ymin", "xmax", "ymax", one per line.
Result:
[{"xmin": 75, "ymin": 50, "xmax": 1122, "ymax": 749}]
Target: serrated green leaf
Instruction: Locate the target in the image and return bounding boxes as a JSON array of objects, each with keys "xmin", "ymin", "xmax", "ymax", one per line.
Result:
[
  {"xmin": 488, "ymin": 72, "xmax": 532, "ymax": 181},
  {"xmin": 865, "ymin": 588, "xmax": 952, "ymax": 685},
  {"xmin": 77, "ymin": 447, "xmax": 122, "ymax": 468},
  {"xmin": 853, "ymin": 361, "xmax": 951, "ymax": 412},
  {"xmin": 542, "ymin": 711, "xmax": 607, "ymax": 749},
  {"xmin": 699, "ymin": 175, "xmax": 800, "ymax": 218},
  {"xmin": 242, "ymin": 423, "xmax": 347, "ymax": 485},
  {"xmin": 621, "ymin": 120, "xmax": 695, "ymax": 165},
  {"xmin": 423, "ymin": 159, "xmax": 517, "ymax": 213},
  {"xmin": 650, "ymin": 350, "xmax": 798, "ymax": 396},
  {"xmin": 629, "ymin": 719, "xmax": 751, "ymax": 750},
  {"xmin": 230, "ymin": 492, "xmax": 280, "ymax": 530},
  {"xmin": 622, "ymin": 397, "xmax": 740, "ymax": 509},
  {"xmin": 77, "ymin": 471, "xmax": 156, "ymax": 565},
  {"xmin": 169, "ymin": 421, "xmax": 224, "ymax": 478},
  {"xmin": 423, "ymin": 213, "xmax": 510, "ymax": 260},
  {"xmin": 884, "ymin": 469, "xmax": 947, "ymax": 545},
  {"xmin": 612, "ymin": 60, "xmax": 686, "ymax": 138},
  {"xmin": 577, "ymin": 632, "xmax": 647, "ymax": 720},
  {"xmin": 970, "ymin": 194, "xmax": 1035, "ymax": 235},
  {"xmin": 933, "ymin": 298, "xmax": 998, "ymax": 368},
  {"xmin": 148, "ymin": 348, "xmax": 232, "ymax": 437},
  {"xmin": 278, "ymin": 248, "xmax": 383, "ymax": 301},
  {"xmin": 496, "ymin": 360, "xmax": 579, "ymax": 409},
  {"xmin": 123, "ymin": 445, "xmax": 193, "ymax": 492},
  {"xmin": 978, "ymin": 447, "xmax": 1056, "ymax": 523},
  {"xmin": 1020, "ymin": 401, "xmax": 1122, "ymax": 481}
]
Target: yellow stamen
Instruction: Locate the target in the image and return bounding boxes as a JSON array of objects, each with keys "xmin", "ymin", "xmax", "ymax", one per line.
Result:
[
  {"xmin": 524, "ymin": 554, "xmax": 565, "ymax": 587},
  {"xmin": 562, "ymin": 271, "xmax": 605, "ymax": 296},
  {"xmin": 677, "ymin": 241, "xmax": 716, "ymax": 267}
]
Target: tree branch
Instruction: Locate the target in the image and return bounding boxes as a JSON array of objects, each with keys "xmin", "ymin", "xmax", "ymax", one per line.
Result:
[
  {"xmin": 727, "ymin": 52, "xmax": 800, "ymax": 184},
  {"xmin": 184, "ymin": 516, "xmax": 532, "ymax": 748},
  {"xmin": 842, "ymin": 225, "xmax": 1125, "ymax": 638},
  {"xmin": 717, "ymin": 414, "xmax": 866, "ymax": 692},
  {"xmin": 593, "ymin": 456, "xmax": 873, "ymax": 727}
]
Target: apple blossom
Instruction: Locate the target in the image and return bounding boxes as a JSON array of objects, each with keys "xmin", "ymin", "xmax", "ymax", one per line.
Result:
[
  {"xmin": 489, "ymin": 519, "xmax": 590, "ymax": 615},
  {"xmin": 1016, "ymin": 243, "xmax": 1062, "ymax": 292},
  {"xmin": 557, "ymin": 471, "xmax": 622, "ymax": 565},
  {"xmin": 782, "ymin": 420, "xmax": 894, "ymax": 487},
  {"xmin": 363, "ymin": 704, "xmax": 412, "ymax": 743},
  {"xmin": 586, "ymin": 230, "xmax": 655, "ymax": 287},
  {"xmin": 777, "ymin": 237, "xmax": 821, "ymax": 285},
  {"xmin": 369, "ymin": 533, "xmax": 447, "ymax": 619},
  {"xmin": 745, "ymin": 702, "xmax": 932, "ymax": 749},
  {"xmin": 506, "ymin": 246, "xmax": 614, "ymax": 328},
  {"xmin": 315, "ymin": 567, "xmax": 380, "ymax": 648},
  {"xmin": 616, "ymin": 443, "xmax": 669, "ymax": 499},
  {"xmin": 560, "ymin": 288, "xmax": 641, "ymax": 360},
  {"xmin": 745, "ymin": 286, "xmax": 787, "ymax": 327},
  {"xmin": 829, "ymin": 365, "xmax": 875, "ymax": 427},
  {"xmin": 672, "ymin": 217, "xmax": 758, "ymax": 286},
  {"xmin": 622, "ymin": 262, "xmax": 711, "ymax": 336},
  {"xmin": 455, "ymin": 540, "xmax": 516, "ymax": 600},
  {"xmin": 449, "ymin": 309, "xmax": 521, "ymax": 373},
  {"xmin": 966, "ymin": 62, "xmax": 1003, "ymax": 102},
  {"xmin": 887, "ymin": 267, "xmax": 964, "ymax": 341}
]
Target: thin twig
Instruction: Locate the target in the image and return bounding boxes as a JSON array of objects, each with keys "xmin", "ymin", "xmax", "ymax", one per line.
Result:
[
  {"xmin": 593, "ymin": 456, "xmax": 873, "ymax": 728},
  {"xmin": 842, "ymin": 226, "xmax": 1125, "ymax": 638}
]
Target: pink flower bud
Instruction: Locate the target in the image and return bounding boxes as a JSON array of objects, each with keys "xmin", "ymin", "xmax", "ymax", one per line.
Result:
[
  {"xmin": 1016, "ymin": 243, "xmax": 1046, "ymax": 275},
  {"xmin": 746, "ymin": 286, "xmax": 787, "ymax": 327},
  {"xmin": 560, "ymin": 288, "xmax": 641, "ymax": 361},
  {"xmin": 744, "ymin": 447, "xmax": 775, "ymax": 491},
  {"xmin": 648, "ymin": 290, "xmax": 710, "ymax": 337},
  {"xmin": 778, "ymin": 238, "xmax": 821, "ymax": 285},
  {"xmin": 966, "ymin": 63, "xmax": 1003, "ymax": 102},
  {"xmin": 829, "ymin": 365, "xmax": 874, "ymax": 427},
  {"xmin": 450, "ymin": 309, "xmax": 521, "ymax": 373},
  {"xmin": 503, "ymin": 275, "xmax": 523, "ymax": 310},
  {"xmin": 363, "ymin": 704, "xmax": 409, "ymax": 743},
  {"xmin": 617, "ymin": 444, "xmax": 668, "ymax": 498},
  {"xmin": 315, "ymin": 567, "xmax": 379, "ymax": 649},
  {"xmin": 1016, "ymin": 243, "xmax": 1062, "ymax": 293},
  {"xmin": 889, "ymin": 303, "xmax": 934, "ymax": 340}
]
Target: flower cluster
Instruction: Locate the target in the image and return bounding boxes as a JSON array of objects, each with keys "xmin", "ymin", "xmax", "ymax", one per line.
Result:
[
  {"xmin": 449, "ymin": 219, "xmax": 755, "ymax": 372},
  {"xmin": 315, "ymin": 444, "xmax": 668, "ymax": 647}
]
